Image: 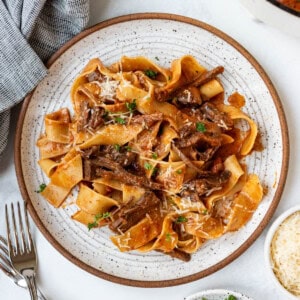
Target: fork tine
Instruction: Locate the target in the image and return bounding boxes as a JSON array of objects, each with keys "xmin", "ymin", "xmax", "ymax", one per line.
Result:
[
  {"xmin": 23, "ymin": 202, "xmax": 33, "ymax": 252},
  {"xmin": 0, "ymin": 251, "xmax": 14, "ymax": 274},
  {"xmin": 17, "ymin": 202, "xmax": 26, "ymax": 254},
  {"xmin": 5, "ymin": 204, "xmax": 14, "ymax": 256},
  {"xmin": 0, "ymin": 238, "xmax": 9, "ymax": 256},
  {"xmin": 0, "ymin": 250, "xmax": 12, "ymax": 268},
  {"xmin": 0, "ymin": 255, "xmax": 14, "ymax": 278},
  {"xmin": 11, "ymin": 203, "xmax": 21, "ymax": 255}
]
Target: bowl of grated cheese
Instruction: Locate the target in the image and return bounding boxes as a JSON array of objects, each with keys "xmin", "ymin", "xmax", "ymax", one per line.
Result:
[{"xmin": 265, "ymin": 205, "xmax": 300, "ymax": 299}]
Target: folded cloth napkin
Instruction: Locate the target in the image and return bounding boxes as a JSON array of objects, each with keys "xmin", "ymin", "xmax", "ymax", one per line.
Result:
[{"xmin": 0, "ymin": 0, "xmax": 89, "ymax": 158}]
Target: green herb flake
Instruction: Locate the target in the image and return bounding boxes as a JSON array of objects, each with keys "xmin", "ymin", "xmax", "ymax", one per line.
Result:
[
  {"xmin": 201, "ymin": 298, "xmax": 208, "ymax": 300},
  {"xmin": 165, "ymin": 232, "xmax": 172, "ymax": 242},
  {"xmin": 115, "ymin": 116, "xmax": 126, "ymax": 124},
  {"xmin": 152, "ymin": 167, "xmax": 159, "ymax": 176},
  {"xmin": 114, "ymin": 144, "xmax": 121, "ymax": 151},
  {"xmin": 176, "ymin": 169, "xmax": 182, "ymax": 174},
  {"xmin": 88, "ymin": 212, "xmax": 111, "ymax": 231},
  {"xmin": 87, "ymin": 222, "xmax": 98, "ymax": 231},
  {"xmin": 202, "ymin": 209, "xmax": 208, "ymax": 215},
  {"xmin": 175, "ymin": 216, "xmax": 187, "ymax": 223},
  {"xmin": 36, "ymin": 183, "xmax": 46, "ymax": 193},
  {"xmin": 125, "ymin": 99, "xmax": 137, "ymax": 113},
  {"xmin": 155, "ymin": 56, "xmax": 160, "ymax": 61},
  {"xmin": 152, "ymin": 152, "xmax": 158, "ymax": 159},
  {"xmin": 144, "ymin": 69, "xmax": 158, "ymax": 79},
  {"xmin": 95, "ymin": 212, "xmax": 110, "ymax": 221},
  {"xmin": 125, "ymin": 145, "xmax": 132, "ymax": 152},
  {"xmin": 196, "ymin": 122, "xmax": 206, "ymax": 133},
  {"xmin": 144, "ymin": 162, "xmax": 153, "ymax": 170},
  {"xmin": 226, "ymin": 296, "xmax": 237, "ymax": 300}
]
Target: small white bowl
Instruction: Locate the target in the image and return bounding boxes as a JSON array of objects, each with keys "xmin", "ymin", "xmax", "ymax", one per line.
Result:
[
  {"xmin": 264, "ymin": 205, "xmax": 300, "ymax": 299},
  {"xmin": 185, "ymin": 289, "xmax": 253, "ymax": 300}
]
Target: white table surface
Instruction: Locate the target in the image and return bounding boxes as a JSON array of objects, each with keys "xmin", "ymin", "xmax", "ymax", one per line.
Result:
[{"xmin": 0, "ymin": 0, "xmax": 299, "ymax": 299}]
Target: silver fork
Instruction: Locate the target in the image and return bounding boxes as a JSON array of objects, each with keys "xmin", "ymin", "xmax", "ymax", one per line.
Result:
[
  {"xmin": 0, "ymin": 236, "xmax": 46, "ymax": 300},
  {"xmin": 5, "ymin": 201, "xmax": 39, "ymax": 300}
]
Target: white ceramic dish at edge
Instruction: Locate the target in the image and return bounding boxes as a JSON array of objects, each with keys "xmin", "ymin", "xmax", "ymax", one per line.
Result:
[
  {"xmin": 240, "ymin": 0, "xmax": 300, "ymax": 38},
  {"xmin": 185, "ymin": 288, "xmax": 253, "ymax": 300},
  {"xmin": 264, "ymin": 205, "xmax": 300, "ymax": 300}
]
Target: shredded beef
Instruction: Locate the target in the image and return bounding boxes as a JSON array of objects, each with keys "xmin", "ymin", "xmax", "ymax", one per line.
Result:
[
  {"xmin": 201, "ymin": 102, "xmax": 233, "ymax": 130},
  {"xmin": 175, "ymin": 86, "xmax": 202, "ymax": 106},
  {"xmin": 131, "ymin": 113, "xmax": 163, "ymax": 128},
  {"xmin": 92, "ymin": 157, "xmax": 163, "ymax": 190},
  {"xmin": 176, "ymin": 132, "xmax": 221, "ymax": 149},
  {"xmin": 77, "ymin": 101, "xmax": 106, "ymax": 132},
  {"xmin": 185, "ymin": 170, "xmax": 231, "ymax": 196},
  {"xmin": 109, "ymin": 191, "xmax": 160, "ymax": 232},
  {"xmin": 156, "ymin": 249, "xmax": 191, "ymax": 262},
  {"xmin": 191, "ymin": 66, "xmax": 224, "ymax": 87}
]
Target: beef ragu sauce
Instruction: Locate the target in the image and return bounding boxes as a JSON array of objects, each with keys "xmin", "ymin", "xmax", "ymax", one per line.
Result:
[
  {"xmin": 228, "ymin": 92, "xmax": 246, "ymax": 109},
  {"xmin": 252, "ymin": 131, "xmax": 264, "ymax": 153},
  {"xmin": 212, "ymin": 91, "xmax": 263, "ymax": 159},
  {"xmin": 37, "ymin": 55, "xmax": 264, "ymax": 260},
  {"xmin": 276, "ymin": 0, "xmax": 300, "ymax": 12},
  {"xmin": 215, "ymin": 127, "xmax": 245, "ymax": 160}
]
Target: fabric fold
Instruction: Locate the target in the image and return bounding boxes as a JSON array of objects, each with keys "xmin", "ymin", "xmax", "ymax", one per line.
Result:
[
  {"xmin": 0, "ymin": 0, "xmax": 89, "ymax": 158},
  {"xmin": 0, "ymin": 1, "xmax": 48, "ymax": 113}
]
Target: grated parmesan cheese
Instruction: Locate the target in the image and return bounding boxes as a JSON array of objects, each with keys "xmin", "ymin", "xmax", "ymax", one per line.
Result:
[
  {"xmin": 271, "ymin": 211, "xmax": 300, "ymax": 297},
  {"xmin": 94, "ymin": 77, "xmax": 119, "ymax": 100}
]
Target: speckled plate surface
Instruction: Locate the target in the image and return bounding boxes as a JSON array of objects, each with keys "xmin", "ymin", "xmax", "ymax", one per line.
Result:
[{"xmin": 15, "ymin": 13, "xmax": 289, "ymax": 287}]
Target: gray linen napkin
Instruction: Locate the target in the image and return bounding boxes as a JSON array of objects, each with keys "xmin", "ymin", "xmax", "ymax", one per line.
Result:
[{"xmin": 0, "ymin": 0, "xmax": 89, "ymax": 158}]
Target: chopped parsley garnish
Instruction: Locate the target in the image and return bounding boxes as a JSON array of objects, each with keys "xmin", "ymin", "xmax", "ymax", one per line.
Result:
[
  {"xmin": 226, "ymin": 296, "xmax": 237, "ymax": 300},
  {"xmin": 87, "ymin": 222, "xmax": 97, "ymax": 230},
  {"xmin": 165, "ymin": 232, "xmax": 172, "ymax": 242},
  {"xmin": 155, "ymin": 56, "xmax": 160, "ymax": 61},
  {"xmin": 152, "ymin": 167, "xmax": 159, "ymax": 176},
  {"xmin": 125, "ymin": 145, "xmax": 132, "ymax": 152},
  {"xmin": 152, "ymin": 152, "xmax": 158, "ymax": 159},
  {"xmin": 88, "ymin": 212, "xmax": 111, "ymax": 231},
  {"xmin": 95, "ymin": 212, "xmax": 110, "ymax": 220},
  {"xmin": 125, "ymin": 99, "xmax": 136, "ymax": 113},
  {"xmin": 202, "ymin": 209, "xmax": 208, "ymax": 215},
  {"xmin": 144, "ymin": 69, "xmax": 158, "ymax": 79},
  {"xmin": 144, "ymin": 162, "xmax": 153, "ymax": 170},
  {"xmin": 114, "ymin": 144, "xmax": 120, "ymax": 151},
  {"xmin": 175, "ymin": 216, "xmax": 187, "ymax": 223},
  {"xmin": 115, "ymin": 116, "xmax": 126, "ymax": 124},
  {"xmin": 36, "ymin": 183, "xmax": 46, "ymax": 193},
  {"xmin": 201, "ymin": 298, "xmax": 208, "ymax": 300},
  {"xmin": 196, "ymin": 122, "xmax": 206, "ymax": 132},
  {"xmin": 176, "ymin": 169, "xmax": 182, "ymax": 174}
]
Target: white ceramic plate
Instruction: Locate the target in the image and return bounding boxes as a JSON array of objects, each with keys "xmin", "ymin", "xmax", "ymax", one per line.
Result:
[
  {"xmin": 185, "ymin": 289, "xmax": 253, "ymax": 300},
  {"xmin": 264, "ymin": 205, "xmax": 300, "ymax": 299},
  {"xmin": 240, "ymin": 0, "xmax": 300, "ymax": 38},
  {"xmin": 15, "ymin": 14, "xmax": 289, "ymax": 287}
]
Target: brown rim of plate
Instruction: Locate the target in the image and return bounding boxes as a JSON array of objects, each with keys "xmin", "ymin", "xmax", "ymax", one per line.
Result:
[{"xmin": 14, "ymin": 13, "xmax": 290, "ymax": 288}]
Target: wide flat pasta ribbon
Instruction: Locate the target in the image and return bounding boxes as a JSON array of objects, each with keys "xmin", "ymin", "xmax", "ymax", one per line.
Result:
[{"xmin": 41, "ymin": 154, "xmax": 83, "ymax": 207}]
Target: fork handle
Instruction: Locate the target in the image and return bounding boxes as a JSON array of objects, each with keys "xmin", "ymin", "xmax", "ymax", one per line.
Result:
[
  {"xmin": 22, "ymin": 269, "xmax": 38, "ymax": 300},
  {"xmin": 37, "ymin": 288, "xmax": 47, "ymax": 300}
]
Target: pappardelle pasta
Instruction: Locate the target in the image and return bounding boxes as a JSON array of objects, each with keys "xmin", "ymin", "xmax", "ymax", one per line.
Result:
[{"xmin": 37, "ymin": 55, "xmax": 263, "ymax": 261}]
